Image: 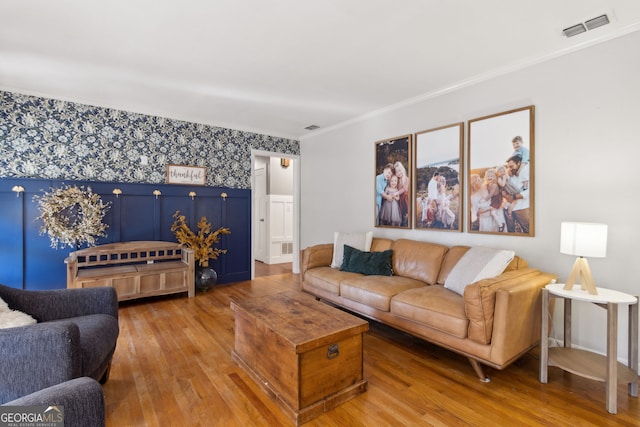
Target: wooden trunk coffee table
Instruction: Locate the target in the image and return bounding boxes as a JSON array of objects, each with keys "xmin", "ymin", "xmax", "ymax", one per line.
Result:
[{"xmin": 231, "ymin": 291, "xmax": 369, "ymax": 425}]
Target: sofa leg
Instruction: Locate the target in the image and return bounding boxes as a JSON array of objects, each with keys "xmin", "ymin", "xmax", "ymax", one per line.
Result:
[
  {"xmin": 99, "ymin": 360, "xmax": 112, "ymax": 384},
  {"xmin": 468, "ymin": 358, "xmax": 490, "ymax": 382}
]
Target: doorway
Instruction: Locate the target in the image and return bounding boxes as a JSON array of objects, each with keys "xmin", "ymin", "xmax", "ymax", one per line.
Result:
[{"xmin": 251, "ymin": 150, "xmax": 299, "ymax": 278}]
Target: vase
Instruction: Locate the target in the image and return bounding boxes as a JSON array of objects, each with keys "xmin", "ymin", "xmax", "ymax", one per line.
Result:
[{"xmin": 195, "ymin": 266, "xmax": 218, "ymax": 292}]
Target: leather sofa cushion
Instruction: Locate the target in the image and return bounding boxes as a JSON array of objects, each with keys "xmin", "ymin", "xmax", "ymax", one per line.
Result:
[
  {"xmin": 390, "ymin": 285, "xmax": 468, "ymax": 339},
  {"xmin": 391, "ymin": 239, "xmax": 448, "ymax": 284},
  {"xmin": 370, "ymin": 238, "xmax": 394, "ymax": 252},
  {"xmin": 303, "ymin": 266, "xmax": 363, "ymax": 295},
  {"xmin": 340, "ymin": 276, "xmax": 425, "ymax": 311},
  {"xmin": 464, "ymin": 268, "xmax": 541, "ymax": 344}
]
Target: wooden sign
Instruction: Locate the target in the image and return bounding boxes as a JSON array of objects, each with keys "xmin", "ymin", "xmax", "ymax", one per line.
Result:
[{"xmin": 166, "ymin": 164, "xmax": 206, "ymax": 185}]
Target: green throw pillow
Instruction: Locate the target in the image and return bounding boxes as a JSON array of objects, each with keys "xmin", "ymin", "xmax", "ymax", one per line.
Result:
[{"xmin": 340, "ymin": 245, "xmax": 393, "ymax": 276}]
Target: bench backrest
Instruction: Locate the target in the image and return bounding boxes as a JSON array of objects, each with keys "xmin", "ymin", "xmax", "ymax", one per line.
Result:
[{"xmin": 67, "ymin": 241, "xmax": 186, "ymax": 268}]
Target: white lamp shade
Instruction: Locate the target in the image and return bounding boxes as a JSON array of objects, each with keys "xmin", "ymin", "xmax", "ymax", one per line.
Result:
[{"xmin": 560, "ymin": 222, "xmax": 607, "ymax": 258}]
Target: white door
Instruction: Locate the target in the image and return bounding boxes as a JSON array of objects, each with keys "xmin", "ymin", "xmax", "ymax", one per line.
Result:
[
  {"xmin": 267, "ymin": 195, "xmax": 293, "ymax": 264},
  {"xmin": 254, "ymin": 167, "xmax": 268, "ymax": 263}
]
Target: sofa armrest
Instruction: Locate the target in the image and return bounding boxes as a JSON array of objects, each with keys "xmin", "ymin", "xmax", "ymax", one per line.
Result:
[
  {"xmin": 489, "ymin": 272, "xmax": 557, "ymax": 365},
  {"xmin": 464, "ymin": 268, "xmax": 543, "ymax": 344},
  {"xmin": 0, "ymin": 322, "xmax": 82, "ymax": 404},
  {"xmin": 0, "ymin": 284, "xmax": 118, "ymax": 322},
  {"xmin": 4, "ymin": 377, "xmax": 105, "ymax": 427},
  {"xmin": 300, "ymin": 244, "xmax": 334, "ymax": 279}
]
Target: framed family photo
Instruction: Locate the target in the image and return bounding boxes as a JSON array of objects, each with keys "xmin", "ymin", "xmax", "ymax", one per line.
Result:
[
  {"xmin": 467, "ymin": 105, "xmax": 535, "ymax": 236},
  {"xmin": 414, "ymin": 122, "xmax": 463, "ymax": 231},
  {"xmin": 374, "ymin": 134, "xmax": 412, "ymax": 229}
]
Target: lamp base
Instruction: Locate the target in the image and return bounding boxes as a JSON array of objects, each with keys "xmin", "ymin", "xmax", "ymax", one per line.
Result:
[{"xmin": 563, "ymin": 257, "xmax": 598, "ymax": 295}]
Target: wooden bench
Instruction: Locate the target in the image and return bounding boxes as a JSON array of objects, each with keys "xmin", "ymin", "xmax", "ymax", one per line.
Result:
[{"xmin": 65, "ymin": 241, "xmax": 195, "ymax": 301}]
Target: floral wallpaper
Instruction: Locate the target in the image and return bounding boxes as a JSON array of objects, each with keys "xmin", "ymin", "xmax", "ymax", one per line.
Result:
[{"xmin": 0, "ymin": 91, "xmax": 299, "ymax": 189}]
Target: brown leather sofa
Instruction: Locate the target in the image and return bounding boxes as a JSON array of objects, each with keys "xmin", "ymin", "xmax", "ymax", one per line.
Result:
[{"xmin": 300, "ymin": 237, "xmax": 556, "ymax": 381}]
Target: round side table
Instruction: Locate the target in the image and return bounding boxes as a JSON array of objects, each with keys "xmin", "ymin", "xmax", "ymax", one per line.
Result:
[{"xmin": 539, "ymin": 283, "xmax": 638, "ymax": 414}]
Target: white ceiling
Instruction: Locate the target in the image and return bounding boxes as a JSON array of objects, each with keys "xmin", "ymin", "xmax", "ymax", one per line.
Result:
[{"xmin": 1, "ymin": 1, "xmax": 639, "ymax": 140}]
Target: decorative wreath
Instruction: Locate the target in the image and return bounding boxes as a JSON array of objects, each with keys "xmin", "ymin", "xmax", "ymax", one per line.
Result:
[{"xmin": 35, "ymin": 185, "xmax": 110, "ymax": 249}]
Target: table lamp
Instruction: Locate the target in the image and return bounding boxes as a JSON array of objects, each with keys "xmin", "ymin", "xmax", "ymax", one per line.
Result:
[{"xmin": 560, "ymin": 222, "xmax": 607, "ymax": 295}]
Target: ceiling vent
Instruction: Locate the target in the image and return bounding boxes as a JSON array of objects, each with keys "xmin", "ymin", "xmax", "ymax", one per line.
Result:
[
  {"xmin": 563, "ymin": 23, "xmax": 586, "ymax": 38},
  {"xmin": 304, "ymin": 125, "xmax": 320, "ymax": 130},
  {"xmin": 585, "ymin": 14, "xmax": 610, "ymax": 31},
  {"xmin": 563, "ymin": 13, "xmax": 610, "ymax": 38}
]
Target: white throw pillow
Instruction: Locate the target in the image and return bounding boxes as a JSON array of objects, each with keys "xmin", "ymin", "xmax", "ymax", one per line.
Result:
[
  {"xmin": 330, "ymin": 231, "xmax": 373, "ymax": 268},
  {"xmin": 444, "ymin": 246, "xmax": 515, "ymax": 295},
  {"xmin": 0, "ymin": 296, "xmax": 37, "ymax": 329}
]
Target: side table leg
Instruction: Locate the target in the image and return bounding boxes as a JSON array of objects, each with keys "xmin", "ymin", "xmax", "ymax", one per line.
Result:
[
  {"xmin": 540, "ymin": 289, "xmax": 549, "ymax": 383},
  {"xmin": 564, "ymin": 298, "xmax": 572, "ymax": 347},
  {"xmin": 606, "ymin": 302, "xmax": 618, "ymax": 414},
  {"xmin": 629, "ymin": 301, "xmax": 638, "ymax": 397}
]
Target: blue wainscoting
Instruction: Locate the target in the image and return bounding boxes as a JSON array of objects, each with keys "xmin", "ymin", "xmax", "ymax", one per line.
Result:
[{"xmin": 0, "ymin": 178, "xmax": 251, "ymax": 290}]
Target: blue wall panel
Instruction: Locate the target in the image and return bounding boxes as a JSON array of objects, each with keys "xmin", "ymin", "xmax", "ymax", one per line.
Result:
[
  {"xmin": 23, "ymin": 193, "xmax": 69, "ymax": 290},
  {"xmin": 159, "ymin": 196, "xmax": 193, "ymax": 242},
  {"xmin": 0, "ymin": 177, "xmax": 250, "ymax": 290},
  {"xmin": 0, "ymin": 193, "xmax": 24, "ymax": 288},
  {"xmin": 223, "ymin": 195, "xmax": 252, "ymax": 283},
  {"xmin": 120, "ymin": 196, "xmax": 156, "ymax": 241}
]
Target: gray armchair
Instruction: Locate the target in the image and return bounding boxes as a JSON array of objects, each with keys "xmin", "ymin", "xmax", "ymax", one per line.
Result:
[
  {"xmin": 0, "ymin": 284, "xmax": 119, "ymax": 404},
  {"xmin": 3, "ymin": 377, "xmax": 106, "ymax": 427}
]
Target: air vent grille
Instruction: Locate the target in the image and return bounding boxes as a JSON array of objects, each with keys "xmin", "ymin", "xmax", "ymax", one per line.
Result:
[
  {"xmin": 281, "ymin": 242, "xmax": 293, "ymax": 255},
  {"xmin": 563, "ymin": 23, "xmax": 586, "ymax": 38},
  {"xmin": 563, "ymin": 13, "xmax": 610, "ymax": 38},
  {"xmin": 585, "ymin": 14, "xmax": 610, "ymax": 31}
]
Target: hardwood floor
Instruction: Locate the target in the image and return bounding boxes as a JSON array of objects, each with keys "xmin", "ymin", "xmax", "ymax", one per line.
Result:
[
  {"xmin": 254, "ymin": 261, "xmax": 292, "ymax": 277},
  {"xmin": 104, "ymin": 272, "xmax": 640, "ymax": 426}
]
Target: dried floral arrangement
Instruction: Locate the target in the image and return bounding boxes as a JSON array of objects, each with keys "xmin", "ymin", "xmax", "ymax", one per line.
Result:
[
  {"xmin": 171, "ymin": 211, "xmax": 231, "ymax": 267},
  {"xmin": 34, "ymin": 185, "xmax": 110, "ymax": 249}
]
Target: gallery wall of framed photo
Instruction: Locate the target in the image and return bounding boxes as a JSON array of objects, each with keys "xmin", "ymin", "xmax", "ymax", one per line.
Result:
[
  {"xmin": 374, "ymin": 105, "xmax": 534, "ymax": 237},
  {"xmin": 374, "ymin": 135, "xmax": 412, "ymax": 229}
]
